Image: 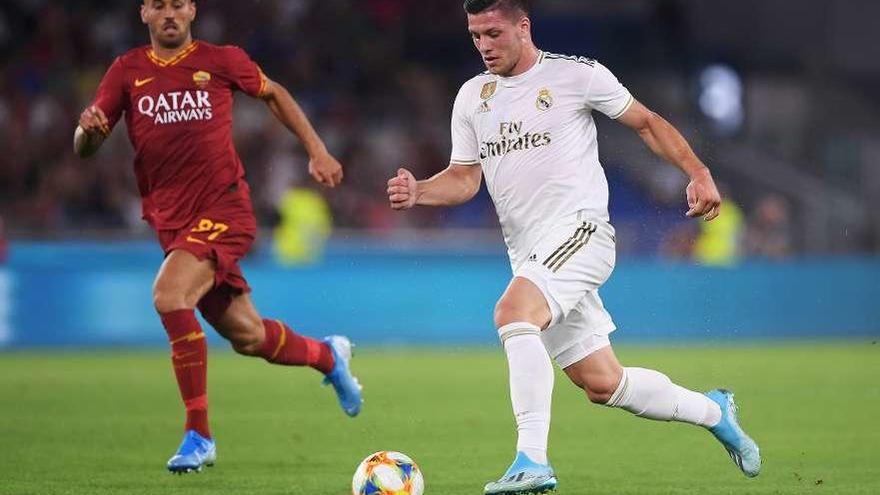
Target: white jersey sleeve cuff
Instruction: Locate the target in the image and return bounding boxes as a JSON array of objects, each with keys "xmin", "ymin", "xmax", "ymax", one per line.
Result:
[
  {"xmin": 609, "ymin": 93, "xmax": 634, "ymax": 120},
  {"xmin": 450, "ymin": 158, "xmax": 480, "ymax": 165}
]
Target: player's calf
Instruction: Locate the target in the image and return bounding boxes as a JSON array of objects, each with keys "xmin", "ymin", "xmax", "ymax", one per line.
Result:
[
  {"xmin": 160, "ymin": 309, "xmax": 211, "ymax": 439},
  {"xmin": 256, "ymin": 319, "xmax": 334, "ymax": 371},
  {"xmin": 602, "ymin": 367, "xmax": 723, "ymax": 426}
]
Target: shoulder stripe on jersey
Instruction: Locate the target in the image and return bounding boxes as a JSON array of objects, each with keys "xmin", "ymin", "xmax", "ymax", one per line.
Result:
[{"xmin": 543, "ymin": 52, "xmax": 596, "ymax": 67}]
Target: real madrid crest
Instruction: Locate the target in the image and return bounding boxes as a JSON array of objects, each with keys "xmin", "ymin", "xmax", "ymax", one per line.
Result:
[
  {"xmin": 193, "ymin": 70, "xmax": 212, "ymax": 88},
  {"xmin": 480, "ymin": 81, "xmax": 497, "ymax": 100},
  {"xmin": 536, "ymin": 88, "xmax": 553, "ymax": 111}
]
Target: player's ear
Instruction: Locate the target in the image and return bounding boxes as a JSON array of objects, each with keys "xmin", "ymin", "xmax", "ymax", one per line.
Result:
[
  {"xmin": 515, "ymin": 16, "xmax": 530, "ymax": 42},
  {"xmin": 140, "ymin": 3, "xmax": 148, "ymax": 25},
  {"xmin": 188, "ymin": 1, "xmax": 197, "ymax": 22}
]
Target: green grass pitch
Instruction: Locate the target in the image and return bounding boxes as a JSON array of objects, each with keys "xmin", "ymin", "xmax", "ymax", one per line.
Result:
[{"xmin": 1, "ymin": 343, "xmax": 878, "ymax": 494}]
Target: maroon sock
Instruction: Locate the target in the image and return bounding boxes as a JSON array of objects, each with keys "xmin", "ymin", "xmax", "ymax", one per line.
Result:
[
  {"xmin": 258, "ymin": 319, "xmax": 335, "ymax": 374},
  {"xmin": 160, "ymin": 309, "xmax": 211, "ymax": 439}
]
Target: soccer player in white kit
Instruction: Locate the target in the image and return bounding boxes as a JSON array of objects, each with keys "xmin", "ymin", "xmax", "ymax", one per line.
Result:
[{"xmin": 387, "ymin": 1, "xmax": 761, "ymax": 493}]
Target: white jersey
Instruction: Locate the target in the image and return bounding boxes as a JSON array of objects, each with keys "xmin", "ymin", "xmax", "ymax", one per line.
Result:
[{"xmin": 450, "ymin": 52, "xmax": 633, "ymax": 269}]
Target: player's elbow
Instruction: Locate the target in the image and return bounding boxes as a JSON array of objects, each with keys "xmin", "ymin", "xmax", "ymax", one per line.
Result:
[
  {"xmin": 259, "ymin": 79, "xmax": 282, "ymax": 102},
  {"xmin": 636, "ymin": 110, "xmax": 663, "ymax": 136},
  {"xmin": 451, "ymin": 167, "xmax": 482, "ymax": 203},
  {"xmin": 462, "ymin": 180, "xmax": 481, "ymax": 202}
]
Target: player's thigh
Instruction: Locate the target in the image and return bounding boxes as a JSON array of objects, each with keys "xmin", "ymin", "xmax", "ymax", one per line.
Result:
[
  {"xmin": 211, "ymin": 292, "xmax": 263, "ymax": 344},
  {"xmin": 543, "ymin": 292, "xmax": 613, "ymax": 355},
  {"xmin": 516, "ymin": 218, "xmax": 616, "ymax": 326},
  {"xmin": 153, "ymin": 249, "xmax": 216, "ymax": 311},
  {"xmin": 495, "ymin": 276, "xmax": 553, "ymax": 329}
]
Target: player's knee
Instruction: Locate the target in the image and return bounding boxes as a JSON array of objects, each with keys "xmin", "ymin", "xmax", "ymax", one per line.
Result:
[
  {"xmin": 230, "ymin": 332, "xmax": 262, "ymax": 356},
  {"xmin": 152, "ymin": 287, "xmax": 189, "ymax": 314},
  {"xmin": 494, "ymin": 297, "xmax": 531, "ymax": 328},
  {"xmin": 584, "ymin": 372, "xmax": 622, "ymax": 404}
]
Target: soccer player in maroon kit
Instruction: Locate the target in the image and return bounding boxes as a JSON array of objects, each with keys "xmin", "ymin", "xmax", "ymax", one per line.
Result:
[{"xmin": 74, "ymin": 0, "xmax": 363, "ymax": 473}]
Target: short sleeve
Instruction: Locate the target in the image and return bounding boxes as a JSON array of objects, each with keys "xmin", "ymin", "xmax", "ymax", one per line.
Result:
[
  {"xmin": 450, "ymin": 84, "xmax": 480, "ymax": 165},
  {"xmin": 224, "ymin": 46, "xmax": 269, "ymax": 98},
  {"xmin": 585, "ymin": 62, "xmax": 634, "ymax": 120},
  {"xmin": 92, "ymin": 57, "xmax": 126, "ymax": 129}
]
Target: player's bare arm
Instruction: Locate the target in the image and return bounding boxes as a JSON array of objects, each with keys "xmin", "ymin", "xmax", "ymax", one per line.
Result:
[
  {"xmin": 617, "ymin": 99, "xmax": 721, "ymax": 221},
  {"xmin": 259, "ymin": 79, "xmax": 343, "ymax": 188},
  {"xmin": 387, "ymin": 164, "xmax": 482, "ymax": 210},
  {"xmin": 73, "ymin": 105, "xmax": 110, "ymax": 158}
]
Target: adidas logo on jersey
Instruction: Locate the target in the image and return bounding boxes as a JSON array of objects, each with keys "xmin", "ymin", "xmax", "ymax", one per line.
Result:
[{"xmin": 137, "ymin": 90, "xmax": 213, "ymax": 125}]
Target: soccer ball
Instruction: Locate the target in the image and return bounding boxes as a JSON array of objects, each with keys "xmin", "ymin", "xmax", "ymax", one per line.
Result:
[{"xmin": 351, "ymin": 451, "xmax": 424, "ymax": 495}]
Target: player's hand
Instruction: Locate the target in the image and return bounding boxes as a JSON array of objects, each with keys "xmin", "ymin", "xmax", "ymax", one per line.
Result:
[
  {"xmin": 308, "ymin": 151, "xmax": 344, "ymax": 188},
  {"xmin": 685, "ymin": 168, "xmax": 721, "ymax": 221},
  {"xmin": 387, "ymin": 168, "xmax": 418, "ymax": 210},
  {"xmin": 78, "ymin": 105, "xmax": 111, "ymax": 137}
]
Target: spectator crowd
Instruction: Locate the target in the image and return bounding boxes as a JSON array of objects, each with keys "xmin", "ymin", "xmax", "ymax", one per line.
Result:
[{"xmin": 3, "ymin": 0, "xmax": 869, "ymax": 258}]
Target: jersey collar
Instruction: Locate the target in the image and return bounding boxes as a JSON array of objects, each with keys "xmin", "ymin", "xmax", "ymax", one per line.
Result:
[
  {"xmin": 498, "ymin": 50, "xmax": 545, "ymax": 87},
  {"xmin": 147, "ymin": 41, "xmax": 199, "ymax": 67}
]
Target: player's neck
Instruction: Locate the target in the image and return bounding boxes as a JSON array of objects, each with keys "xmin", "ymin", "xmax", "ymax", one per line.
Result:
[
  {"xmin": 505, "ymin": 45, "xmax": 540, "ymax": 78},
  {"xmin": 150, "ymin": 37, "xmax": 195, "ymax": 62}
]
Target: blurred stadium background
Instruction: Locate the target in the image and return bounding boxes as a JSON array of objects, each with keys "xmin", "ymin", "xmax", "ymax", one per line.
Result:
[
  {"xmin": 0, "ymin": 1, "xmax": 878, "ymax": 493},
  {"xmin": 0, "ymin": 0, "xmax": 877, "ymax": 346}
]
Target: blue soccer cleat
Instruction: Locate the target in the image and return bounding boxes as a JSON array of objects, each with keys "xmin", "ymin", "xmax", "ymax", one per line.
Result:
[
  {"xmin": 166, "ymin": 430, "xmax": 216, "ymax": 474},
  {"xmin": 484, "ymin": 451, "xmax": 558, "ymax": 495},
  {"xmin": 322, "ymin": 335, "xmax": 363, "ymax": 417},
  {"xmin": 706, "ymin": 389, "xmax": 761, "ymax": 477}
]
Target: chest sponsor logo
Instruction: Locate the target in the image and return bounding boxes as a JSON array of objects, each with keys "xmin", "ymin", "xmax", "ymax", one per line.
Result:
[
  {"xmin": 193, "ymin": 70, "xmax": 211, "ymax": 88},
  {"xmin": 134, "ymin": 77, "xmax": 155, "ymax": 88},
  {"xmin": 479, "ymin": 120, "xmax": 552, "ymax": 160},
  {"xmin": 536, "ymin": 88, "xmax": 553, "ymax": 111},
  {"xmin": 137, "ymin": 90, "xmax": 213, "ymax": 125}
]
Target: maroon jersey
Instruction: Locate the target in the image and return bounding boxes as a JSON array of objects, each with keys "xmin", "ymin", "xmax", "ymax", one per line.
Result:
[{"xmin": 92, "ymin": 41, "xmax": 268, "ymax": 230}]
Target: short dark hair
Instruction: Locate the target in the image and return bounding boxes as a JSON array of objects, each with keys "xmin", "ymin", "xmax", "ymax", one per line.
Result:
[{"xmin": 463, "ymin": 0, "xmax": 531, "ymax": 17}]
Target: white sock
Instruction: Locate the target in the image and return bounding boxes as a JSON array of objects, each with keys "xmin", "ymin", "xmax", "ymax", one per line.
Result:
[
  {"xmin": 606, "ymin": 367, "xmax": 721, "ymax": 427},
  {"xmin": 498, "ymin": 322, "xmax": 554, "ymax": 465}
]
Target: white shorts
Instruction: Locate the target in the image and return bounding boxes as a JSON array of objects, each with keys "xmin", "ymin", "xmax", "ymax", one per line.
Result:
[{"xmin": 514, "ymin": 212, "xmax": 617, "ymax": 368}]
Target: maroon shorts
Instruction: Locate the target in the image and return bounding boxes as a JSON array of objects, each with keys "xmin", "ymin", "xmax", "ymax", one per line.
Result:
[{"xmin": 157, "ymin": 181, "xmax": 257, "ymax": 324}]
